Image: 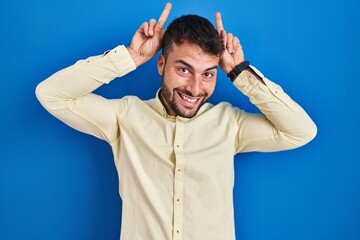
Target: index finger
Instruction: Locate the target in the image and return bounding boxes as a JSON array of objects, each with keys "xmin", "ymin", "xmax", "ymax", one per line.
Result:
[
  {"xmin": 156, "ymin": 2, "xmax": 172, "ymax": 29},
  {"xmin": 215, "ymin": 12, "xmax": 224, "ymax": 33}
]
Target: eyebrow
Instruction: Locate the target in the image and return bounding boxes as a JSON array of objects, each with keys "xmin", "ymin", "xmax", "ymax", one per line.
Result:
[{"xmin": 176, "ymin": 60, "xmax": 218, "ymax": 72}]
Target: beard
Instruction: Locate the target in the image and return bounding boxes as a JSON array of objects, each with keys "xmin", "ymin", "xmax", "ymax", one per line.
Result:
[{"xmin": 160, "ymin": 75, "xmax": 208, "ymax": 119}]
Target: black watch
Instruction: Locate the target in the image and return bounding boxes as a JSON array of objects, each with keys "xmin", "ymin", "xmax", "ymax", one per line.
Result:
[{"xmin": 227, "ymin": 61, "xmax": 250, "ymax": 82}]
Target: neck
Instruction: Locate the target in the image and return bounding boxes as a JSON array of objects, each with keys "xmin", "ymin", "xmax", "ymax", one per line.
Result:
[{"xmin": 159, "ymin": 90, "xmax": 176, "ymax": 117}]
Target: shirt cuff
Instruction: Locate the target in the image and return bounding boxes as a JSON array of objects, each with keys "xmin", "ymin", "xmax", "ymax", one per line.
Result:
[
  {"xmin": 106, "ymin": 45, "xmax": 137, "ymax": 78},
  {"xmin": 232, "ymin": 65, "xmax": 263, "ymax": 95}
]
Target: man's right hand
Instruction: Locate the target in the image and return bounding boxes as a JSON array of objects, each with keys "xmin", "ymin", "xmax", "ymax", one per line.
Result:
[{"xmin": 127, "ymin": 3, "xmax": 172, "ymax": 67}]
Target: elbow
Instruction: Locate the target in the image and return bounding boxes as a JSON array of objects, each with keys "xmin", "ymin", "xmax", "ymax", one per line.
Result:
[
  {"xmin": 35, "ymin": 81, "xmax": 53, "ymax": 109},
  {"xmin": 35, "ymin": 82, "xmax": 45, "ymax": 102},
  {"xmin": 35, "ymin": 81, "xmax": 46, "ymax": 105},
  {"xmin": 35, "ymin": 80, "xmax": 67, "ymax": 111},
  {"xmin": 304, "ymin": 121, "xmax": 317, "ymax": 144},
  {"xmin": 282, "ymin": 120, "xmax": 317, "ymax": 150},
  {"xmin": 295, "ymin": 120, "xmax": 318, "ymax": 147}
]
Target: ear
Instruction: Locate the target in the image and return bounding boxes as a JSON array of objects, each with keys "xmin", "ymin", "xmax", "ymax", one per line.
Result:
[{"xmin": 157, "ymin": 54, "xmax": 165, "ymax": 76}]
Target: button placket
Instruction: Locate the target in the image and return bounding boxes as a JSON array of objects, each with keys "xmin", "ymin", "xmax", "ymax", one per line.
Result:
[{"xmin": 173, "ymin": 119, "xmax": 185, "ymax": 240}]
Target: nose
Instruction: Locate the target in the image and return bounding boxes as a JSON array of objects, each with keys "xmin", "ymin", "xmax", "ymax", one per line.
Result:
[{"xmin": 185, "ymin": 76, "xmax": 202, "ymax": 97}]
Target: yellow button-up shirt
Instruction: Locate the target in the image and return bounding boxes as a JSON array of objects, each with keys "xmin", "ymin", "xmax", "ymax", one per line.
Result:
[{"xmin": 36, "ymin": 45, "xmax": 317, "ymax": 240}]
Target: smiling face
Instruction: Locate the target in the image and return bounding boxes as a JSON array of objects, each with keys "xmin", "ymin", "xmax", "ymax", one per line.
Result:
[{"xmin": 157, "ymin": 42, "xmax": 220, "ymax": 118}]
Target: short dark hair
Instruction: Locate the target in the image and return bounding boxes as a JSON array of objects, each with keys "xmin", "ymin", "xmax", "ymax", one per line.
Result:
[{"xmin": 162, "ymin": 14, "xmax": 224, "ymax": 58}]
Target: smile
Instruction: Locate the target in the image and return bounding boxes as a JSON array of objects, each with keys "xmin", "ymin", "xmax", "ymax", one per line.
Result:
[{"xmin": 177, "ymin": 91, "xmax": 202, "ymax": 106}]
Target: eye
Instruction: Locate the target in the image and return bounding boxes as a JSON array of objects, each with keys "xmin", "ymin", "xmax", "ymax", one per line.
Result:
[
  {"xmin": 179, "ymin": 67, "xmax": 189, "ymax": 74},
  {"xmin": 203, "ymin": 72, "xmax": 214, "ymax": 79}
]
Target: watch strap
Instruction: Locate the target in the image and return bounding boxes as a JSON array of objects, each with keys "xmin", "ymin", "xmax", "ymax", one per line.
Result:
[{"xmin": 227, "ymin": 61, "xmax": 250, "ymax": 82}]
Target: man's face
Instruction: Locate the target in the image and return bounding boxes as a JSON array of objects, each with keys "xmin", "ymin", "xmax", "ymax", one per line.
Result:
[{"xmin": 157, "ymin": 42, "xmax": 220, "ymax": 118}]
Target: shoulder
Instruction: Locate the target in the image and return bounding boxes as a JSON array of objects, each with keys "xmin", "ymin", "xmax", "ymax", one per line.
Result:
[
  {"xmin": 107, "ymin": 95, "xmax": 146, "ymax": 114},
  {"xmin": 198, "ymin": 101, "xmax": 245, "ymax": 119},
  {"xmin": 110, "ymin": 95, "xmax": 143, "ymax": 105},
  {"xmin": 207, "ymin": 101, "xmax": 241, "ymax": 112}
]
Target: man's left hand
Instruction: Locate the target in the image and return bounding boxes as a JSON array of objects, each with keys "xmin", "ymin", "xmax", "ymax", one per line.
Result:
[{"xmin": 215, "ymin": 12, "xmax": 245, "ymax": 74}]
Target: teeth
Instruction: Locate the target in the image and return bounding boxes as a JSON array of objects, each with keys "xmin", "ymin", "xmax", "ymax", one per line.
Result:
[{"xmin": 181, "ymin": 94, "xmax": 197, "ymax": 103}]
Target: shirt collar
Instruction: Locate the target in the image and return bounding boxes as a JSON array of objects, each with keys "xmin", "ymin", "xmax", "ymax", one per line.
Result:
[{"xmin": 155, "ymin": 89, "xmax": 174, "ymax": 119}]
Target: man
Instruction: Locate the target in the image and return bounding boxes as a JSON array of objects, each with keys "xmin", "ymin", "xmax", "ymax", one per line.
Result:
[{"xmin": 36, "ymin": 3, "xmax": 317, "ymax": 240}]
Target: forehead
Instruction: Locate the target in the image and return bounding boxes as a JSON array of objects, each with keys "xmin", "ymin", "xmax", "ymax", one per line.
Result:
[{"xmin": 167, "ymin": 42, "xmax": 220, "ymax": 68}]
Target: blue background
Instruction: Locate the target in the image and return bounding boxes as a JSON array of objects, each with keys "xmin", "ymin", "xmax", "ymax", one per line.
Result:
[{"xmin": 1, "ymin": 0, "xmax": 359, "ymax": 239}]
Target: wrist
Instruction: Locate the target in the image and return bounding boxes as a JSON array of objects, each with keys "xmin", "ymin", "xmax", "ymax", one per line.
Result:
[
  {"xmin": 127, "ymin": 46, "xmax": 145, "ymax": 67},
  {"xmin": 227, "ymin": 61, "xmax": 250, "ymax": 82}
]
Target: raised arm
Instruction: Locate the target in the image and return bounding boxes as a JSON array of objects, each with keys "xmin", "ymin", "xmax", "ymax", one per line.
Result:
[
  {"xmin": 35, "ymin": 3, "xmax": 172, "ymax": 144},
  {"xmin": 214, "ymin": 12, "xmax": 317, "ymax": 152}
]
